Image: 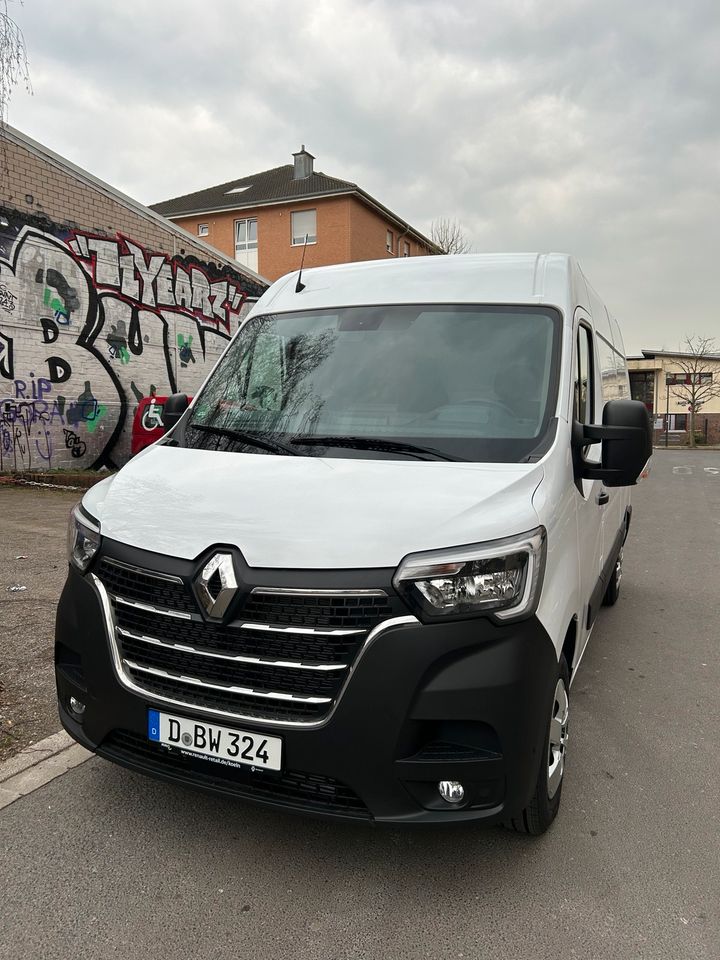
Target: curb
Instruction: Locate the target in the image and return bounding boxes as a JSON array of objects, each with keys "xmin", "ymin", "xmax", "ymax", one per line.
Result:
[{"xmin": 0, "ymin": 730, "xmax": 92, "ymax": 810}]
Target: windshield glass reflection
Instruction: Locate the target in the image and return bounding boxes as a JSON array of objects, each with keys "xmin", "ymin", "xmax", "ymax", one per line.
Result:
[{"xmin": 183, "ymin": 305, "xmax": 560, "ymax": 463}]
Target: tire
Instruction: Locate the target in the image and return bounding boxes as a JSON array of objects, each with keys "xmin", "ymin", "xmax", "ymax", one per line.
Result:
[
  {"xmin": 503, "ymin": 656, "xmax": 570, "ymax": 836},
  {"xmin": 602, "ymin": 547, "xmax": 623, "ymax": 606}
]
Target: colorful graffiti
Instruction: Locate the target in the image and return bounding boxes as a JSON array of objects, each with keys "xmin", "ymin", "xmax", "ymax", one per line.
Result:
[
  {"xmin": 0, "ymin": 211, "xmax": 265, "ymax": 471},
  {"xmin": 66, "ymin": 233, "xmax": 246, "ymax": 332}
]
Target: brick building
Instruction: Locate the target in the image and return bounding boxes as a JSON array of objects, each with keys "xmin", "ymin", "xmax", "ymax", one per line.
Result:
[
  {"xmin": 151, "ymin": 147, "xmax": 438, "ymax": 281},
  {"xmin": 0, "ymin": 125, "xmax": 266, "ymax": 473},
  {"xmin": 628, "ymin": 350, "xmax": 720, "ymax": 444}
]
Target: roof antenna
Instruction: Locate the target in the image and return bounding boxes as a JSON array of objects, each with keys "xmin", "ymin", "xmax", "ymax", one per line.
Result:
[{"xmin": 295, "ymin": 234, "xmax": 309, "ymax": 293}]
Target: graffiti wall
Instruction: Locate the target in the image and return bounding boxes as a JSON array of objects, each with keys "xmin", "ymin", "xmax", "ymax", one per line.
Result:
[{"xmin": 0, "ymin": 210, "xmax": 265, "ymax": 471}]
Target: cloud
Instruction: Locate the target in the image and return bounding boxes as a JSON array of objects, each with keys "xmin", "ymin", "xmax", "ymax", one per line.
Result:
[{"xmin": 9, "ymin": 0, "xmax": 720, "ymax": 352}]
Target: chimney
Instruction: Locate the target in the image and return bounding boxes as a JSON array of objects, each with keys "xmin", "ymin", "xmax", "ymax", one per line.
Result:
[{"xmin": 292, "ymin": 145, "xmax": 315, "ymax": 180}]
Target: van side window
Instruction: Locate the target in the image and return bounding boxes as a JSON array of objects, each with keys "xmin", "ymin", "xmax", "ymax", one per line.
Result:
[{"xmin": 575, "ymin": 326, "xmax": 593, "ymax": 424}]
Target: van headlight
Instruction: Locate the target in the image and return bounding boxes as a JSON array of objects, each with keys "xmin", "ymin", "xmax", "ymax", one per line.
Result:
[
  {"xmin": 393, "ymin": 527, "xmax": 546, "ymax": 623},
  {"xmin": 67, "ymin": 504, "xmax": 101, "ymax": 571}
]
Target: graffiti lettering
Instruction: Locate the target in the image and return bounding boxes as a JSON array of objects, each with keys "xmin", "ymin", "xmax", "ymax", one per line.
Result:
[
  {"xmin": 41, "ymin": 317, "xmax": 60, "ymax": 344},
  {"xmin": 69, "ymin": 232, "xmax": 247, "ymax": 332},
  {"xmin": 47, "ymin": 356, "xmax": 72, "ymax": 384},
  {"xmin": 0, "ymin": 282, "xmax": 17, "ymax": 313},
  {"xmin": 63, "ymin": 428, "xmax": 87, "ymax": 459},
  {"xmin": 36, "ymin": 428, "xmax": 53, "ymax": 463},
  {"xmin": 0, "ymin": 332, "xmax": 14, "ymax": 379}
]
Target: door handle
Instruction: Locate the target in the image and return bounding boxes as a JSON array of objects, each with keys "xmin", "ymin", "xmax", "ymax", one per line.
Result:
[{"xmin": 596, "ymin": 490, "xmax": 610, "ymax": 505}]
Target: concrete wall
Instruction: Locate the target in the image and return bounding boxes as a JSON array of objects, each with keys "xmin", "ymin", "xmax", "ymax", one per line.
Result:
[
  {"xmin": 0, "ymin": 128, "xmax": 266, "ymax": 472},
  {"xmin": 174, "ymin": 195, "xmax": 434, "ymax": 282}
]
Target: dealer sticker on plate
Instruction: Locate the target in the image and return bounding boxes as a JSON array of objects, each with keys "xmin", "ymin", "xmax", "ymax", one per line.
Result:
[{"xmin": 148, "ymin": 709, "xmax": 282, "ymax": 771}]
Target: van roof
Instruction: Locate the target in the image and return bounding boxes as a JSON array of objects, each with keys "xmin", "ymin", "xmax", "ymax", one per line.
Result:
[{"xmin": 253, "ymin": 253, "xmax": 582, "ymax": 317}]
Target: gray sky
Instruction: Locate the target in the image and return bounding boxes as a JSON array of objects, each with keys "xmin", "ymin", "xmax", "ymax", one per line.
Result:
[{"xmin": 7, "ymin": 0, "xmax": 720, "ymax": 353}]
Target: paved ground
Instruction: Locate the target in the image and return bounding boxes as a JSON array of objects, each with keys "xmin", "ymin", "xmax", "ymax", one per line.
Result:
[
  {"xmin": 0, "ymin": 452, "xmax": 719, "ymax": 959},
  {"xmin": 0, "ymin": 485, "xmax": 80, "ymax": 760}
]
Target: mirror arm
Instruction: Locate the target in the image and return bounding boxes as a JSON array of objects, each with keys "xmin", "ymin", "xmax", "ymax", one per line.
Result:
[
  {"xmin": 583, "ymin": 424, "xmax": 647, "ymax": 442},
  {"xmin": 572, "ymin": 422, "xmax": 647, "ymax": 447},
  {"xmin": 577, "ymin": 465, "xmax": 628, "ymax": 482}
]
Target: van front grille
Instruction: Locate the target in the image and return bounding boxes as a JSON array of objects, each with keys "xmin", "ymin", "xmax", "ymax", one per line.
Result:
[
  {"xmin": 111, "ymin": 602, "xmax": 366, "ymax": 664},
  {"xmin": 119, "ymin": 634, "xmax": 340, "ymax": 697},
  {"xmin": 241, "ymin": 591, "xmax": 396, "ymax": 629},
  {"xmin": 96, "ymin": 558, "xmax": 196, "ymax": 614},
  {"xmin": 124, "ymin": 672, "xmax": 329, "ymax": 722},
  {"xmin": 95, "ymin": 557, "xmax": 405, "ymax": 725}
]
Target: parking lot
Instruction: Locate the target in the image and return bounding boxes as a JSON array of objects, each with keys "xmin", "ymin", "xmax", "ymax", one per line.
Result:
[{"xmin": 1, "ymin": 451, "xmax": 719, "ymax": 959}]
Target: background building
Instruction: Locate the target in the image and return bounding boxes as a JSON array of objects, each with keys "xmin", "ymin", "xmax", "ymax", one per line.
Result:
[
  {"xmin": 0, "ymin": 125, "xmax": 266, "ymax": 473},
  {"xmin": 151, "ymin": 147, "xmax": 439, "ymax": 281},
  {"xmin": 628, "ymin": 349, "xmax": 720, "ymax": 444}
]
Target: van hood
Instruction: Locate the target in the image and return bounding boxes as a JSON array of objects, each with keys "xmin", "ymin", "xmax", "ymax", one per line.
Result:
[{"xmin": 85, "ymin": 446, "xmax": 544, "ymax": 569}]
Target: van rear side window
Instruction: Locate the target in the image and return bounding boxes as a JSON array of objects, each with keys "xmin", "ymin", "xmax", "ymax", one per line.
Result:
[
  {"xmin": 597, "ymin": 334, "xmax": 628, "ymax": 403},
  {"xmin": 575, "ymin": 326, "xmax": 593, "ymax": 425}
]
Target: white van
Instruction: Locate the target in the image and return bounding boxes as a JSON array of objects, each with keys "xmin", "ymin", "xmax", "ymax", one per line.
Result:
[{"xmin": 56, "ymin": 253, "xmax": 651, "ymax": 834}]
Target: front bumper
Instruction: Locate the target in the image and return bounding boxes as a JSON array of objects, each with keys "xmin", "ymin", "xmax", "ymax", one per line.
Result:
[{"xmin": 56, "ymin": 561, "xmax": 559, "ymax": 825}]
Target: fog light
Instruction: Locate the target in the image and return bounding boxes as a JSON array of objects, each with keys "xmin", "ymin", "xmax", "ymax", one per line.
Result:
[
  {"xmin": 69, "ymin": 696, "xmax": 86, "ymax": 717},
  {"xmin": 438, "ymin": 780, "xmax": 465, "ymax": 804}
]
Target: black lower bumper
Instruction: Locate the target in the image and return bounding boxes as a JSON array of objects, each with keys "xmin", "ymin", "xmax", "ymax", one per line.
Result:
[{"xmin": 56, "ymin": 566, "xmax": 559, "ymax": 825}]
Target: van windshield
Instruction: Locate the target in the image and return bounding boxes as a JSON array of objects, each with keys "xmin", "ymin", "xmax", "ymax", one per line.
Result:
[{"xmin": 183, "ymin": 305, "xmax": 561, "ymax": 462}]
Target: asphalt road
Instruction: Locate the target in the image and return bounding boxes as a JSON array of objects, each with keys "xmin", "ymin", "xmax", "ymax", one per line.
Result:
[{"xmin": 1, "ymin": 451, "xmax": 719, "ymax": 959}]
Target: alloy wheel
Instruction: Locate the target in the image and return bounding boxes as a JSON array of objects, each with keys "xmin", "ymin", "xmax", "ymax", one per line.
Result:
[{"xmin": 547, "ymin": 678, "xmax": 569, "ymax": 799}]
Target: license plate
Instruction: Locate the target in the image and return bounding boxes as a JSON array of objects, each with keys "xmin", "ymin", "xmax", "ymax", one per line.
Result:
[{"xmin": 147, "ymin": 709, "xmax": 282, "ymax": 771}]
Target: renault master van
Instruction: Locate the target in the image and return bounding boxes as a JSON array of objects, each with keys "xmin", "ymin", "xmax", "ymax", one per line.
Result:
[{"xmin": 56, "ymin": 254, "xmax": 652, "ymax": 834}]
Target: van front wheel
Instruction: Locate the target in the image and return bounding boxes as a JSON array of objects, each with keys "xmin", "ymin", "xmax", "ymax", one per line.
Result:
[{"xmin": 503, "ymin": 656, "xmax": 570, "ymax": 836}]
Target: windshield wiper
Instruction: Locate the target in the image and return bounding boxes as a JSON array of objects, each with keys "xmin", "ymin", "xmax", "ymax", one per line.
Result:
[
  {"xmin": 188, "ymin": 423, "xmax": 299, "ymax": 456},
  {"xmin": 290, "ymin": 435, "xmax": 461, "ymax": 462}
]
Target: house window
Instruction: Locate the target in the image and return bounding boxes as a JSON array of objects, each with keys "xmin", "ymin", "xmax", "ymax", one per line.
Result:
[
  {"xmin": 198, "ymin": 224, "xmax": 209, "ymax": 237},
  {"xmin": 667, "ymin": 371, "xmax": 712, "ymax": 385},
  {"xmin": 291, "ymin": 210, "xmax": 317, "ymax": 245},
  {"xmin": 403, "ymin": 241, "xmax": 410, "ymax": 257},
  {"xmin": 629, "ymin": 370, "xmax": 654, "ymax": 412},
  {"xmin": 667, "ymin": 413, "xmax": 688, "ymax": 431},
  {"xmin": 386, "ymin": 230, "xmax": 394, "ymax": 254},
  {"xmin": 235, "ymin": 218, "xmax": 258, "ymax": 272}
]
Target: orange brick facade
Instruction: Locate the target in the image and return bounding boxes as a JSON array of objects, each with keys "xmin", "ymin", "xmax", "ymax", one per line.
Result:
[{"xmin": 172, "ymin": 195, "xmax": 434, "ymax": 282}]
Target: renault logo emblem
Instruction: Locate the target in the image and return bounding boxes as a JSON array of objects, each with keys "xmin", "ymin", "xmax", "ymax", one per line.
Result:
[{"xmin": 195, "ymin": 553, "xmax": 238, "ymax": 619}]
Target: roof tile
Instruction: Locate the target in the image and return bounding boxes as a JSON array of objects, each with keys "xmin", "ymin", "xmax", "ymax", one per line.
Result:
[{"xmin": 151, "ymin": 165, "xmax": 358, "ymax": 217}]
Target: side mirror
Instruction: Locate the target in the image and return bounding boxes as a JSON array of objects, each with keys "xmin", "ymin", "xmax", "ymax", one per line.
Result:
[
  {"xmin": 573, "ymin": 399, "xmax": 652, "ymax": 487},
  {"xmin": 161, "ymin": 393, "xmax": 189, "ymax": 430}
]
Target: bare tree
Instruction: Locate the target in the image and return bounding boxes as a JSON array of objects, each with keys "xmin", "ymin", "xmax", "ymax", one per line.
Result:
[
  {"xmin": 1, "ymin": 0, "xmax": 30, "ymax": 127},
  {"xmin": 668, "ymin": 336, "xmax": 720, "ymax": 447},
  {"xmin": 430, "ymin": 218, "xmax": 473, "ymax": 255}
]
